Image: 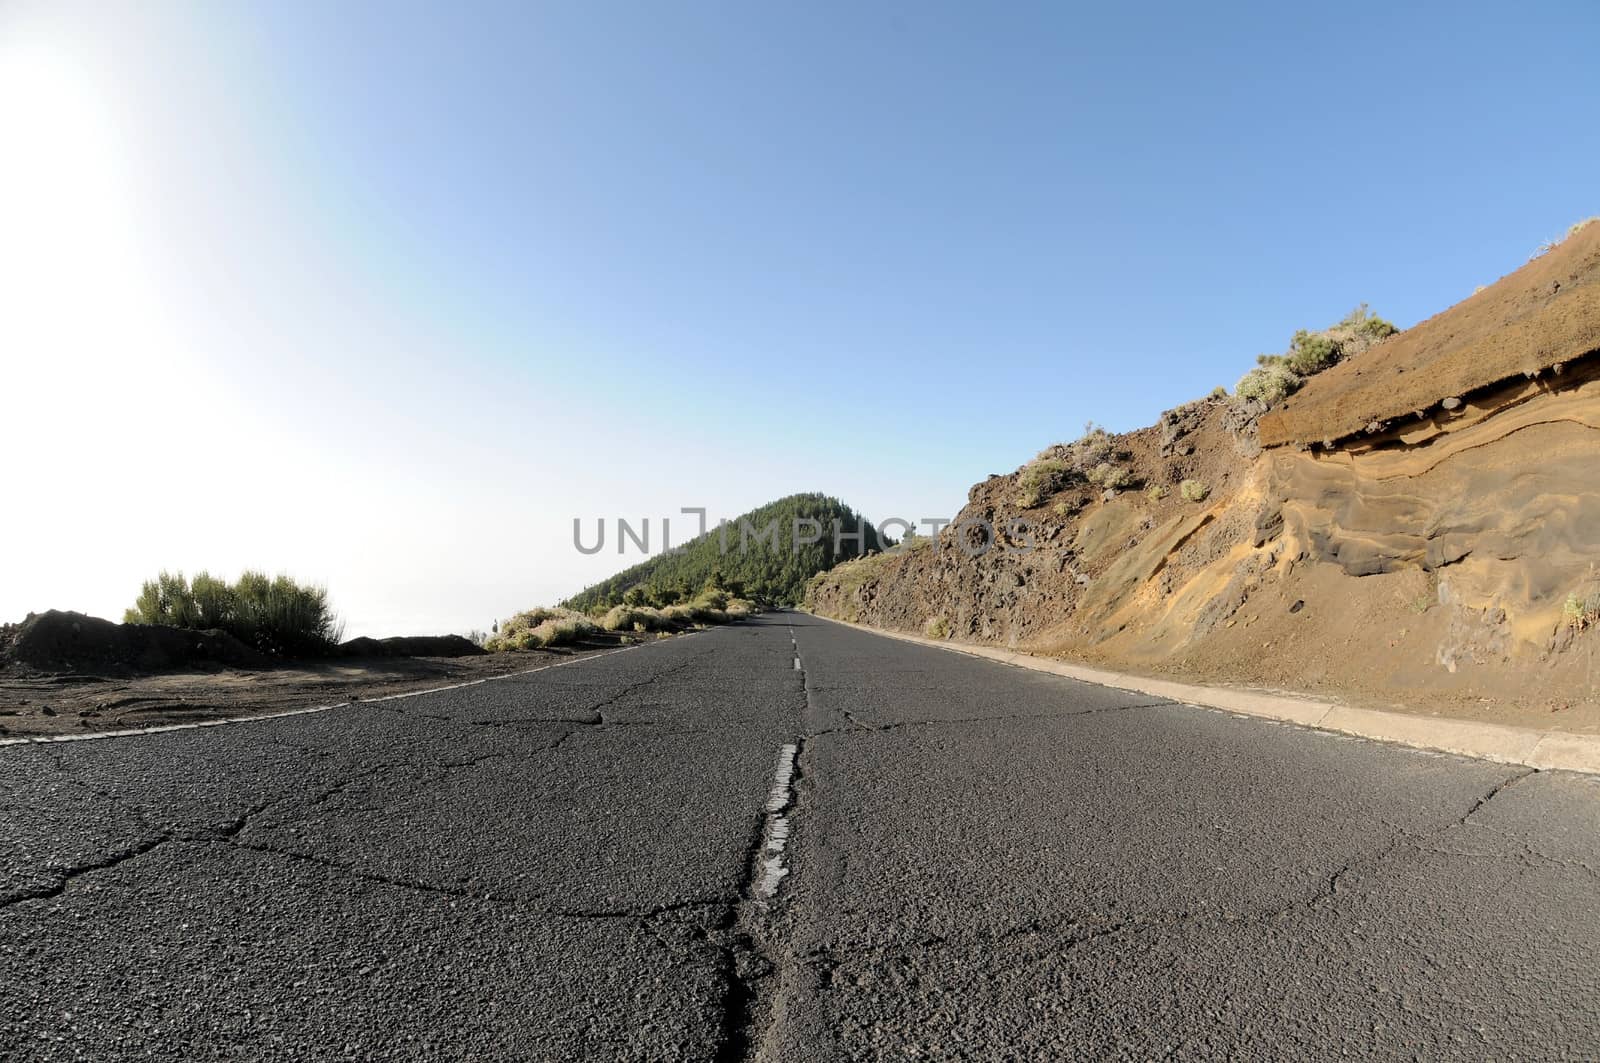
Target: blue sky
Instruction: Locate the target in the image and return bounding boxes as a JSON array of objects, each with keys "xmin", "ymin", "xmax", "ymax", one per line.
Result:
[{"xmin": 3, "ymin": 1, "xmax": 1596, "ymax": 635}]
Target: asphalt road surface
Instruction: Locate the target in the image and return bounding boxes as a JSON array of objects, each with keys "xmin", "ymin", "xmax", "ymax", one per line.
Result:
[{"xmin": 3, "ymin": 612, "xmax": 1598, "ymax": 1059}]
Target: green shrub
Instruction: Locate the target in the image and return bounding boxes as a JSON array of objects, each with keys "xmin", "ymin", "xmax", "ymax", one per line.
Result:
[
  {"xmin": 1072, "ymin": 423, "xmax": 1115, "ymax": 469},
  {"xmin": 1236, "ymin": 361, "xmax": 1302, "ymax": 406},
  {"xmin": 724, "ymin": 597, "xmax": 758, "ymax": 619},
  {"xmin": 503, "ymin": 616, "xmax": 598, "ymax": 650},
  {"xmin": 1087, "ymin": 462, "xmax": 1133, "ymax": 490},
  {"xmin": 188, "ymin": 572, "xmax": 235, "ymax": 630},
  {"xmin": 1564, "ymin": 592, "xmax": 1600, "ymax": 631},
  {"xmin": 232, "ymin": 573, "xmax": 344, "ymax": 656},
  {"xmin": 493, "ymin": 593, "xmax": 760, "ymax": 651},
  {"xmin": 924, "ymin": 616, "xmax": 950, "ymax": 639},
  {"xmin": 124, "ymin": 569, "xmax": 342, "ymax": 656},
  {"xmin": 676, "ymin": 588, "xmax": 743, "ymax": 621},
  {"xmin": 126, "ymin": 571, "xmax": 199, "ymax": 629},
  {"xmin": 601, "ymin": 605, "xmax": 668, "ymax": 633},
  {"xmin": 1284, "ymin": 331, "xmax": 1340, "ymax": 376},
  {"xmin": 1016, "ymin": 458, "xmax": 1071, "ymax": 507},
  {"xmin": 663, "ymin": 602, "xmax": 726, "ymax": 625},
  {"xmin": 1342, "ymin": 304, "xmax": 1398, "ymax": 344},
  {"xmin": 549, "ymin": 617, "xmax": 596, "ymax": 644},
  {"xmin": 1180, "ymin": 480, "xmax": 1210, "ymax": 503},
  {"xmin": 486, "ymin": 607, "xmax": 596, "ymax": 651},
  {"xmin": 1538, "ymin": 218, "xmax": 1599, "ymax": 258},
  {"xmin": 498, "ymin": 607, "xmax": 568, "ymax": 629},
  {"xmin": 1235, "ymin": 305, "xmax": 1397, "ymax": 408},
  {"xmin": 1145, "ymin": 483, "xmax": 1169, "ymax": 502}
]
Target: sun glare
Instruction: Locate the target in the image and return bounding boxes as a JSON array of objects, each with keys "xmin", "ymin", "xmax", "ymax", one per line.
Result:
[
  {"xmin": 0, "ymin": 43, "xmax": 136, "ymax": 312},
  {"xmin": 0, "ymin": 40, "xmax": 171, "ymax": 428}
]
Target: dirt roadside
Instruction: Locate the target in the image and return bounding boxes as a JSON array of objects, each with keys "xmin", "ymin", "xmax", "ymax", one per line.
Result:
[{"xmin": 0, "ymin": 634, "xmax": 655, "ymax": 740}]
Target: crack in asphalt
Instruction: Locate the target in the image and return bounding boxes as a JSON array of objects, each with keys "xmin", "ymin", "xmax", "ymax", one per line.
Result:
[
  {"xmin": 1415, "ymin": 840, "xmax": 1600, "ymax": 881},
  {"xmin": 804, "ymin": 913, "xmax": 1141, "ymax": 988},
  {"xmin": 360, "ymin": 650, "xmax": 711, "ymax": 732},
  {"xmin": 710, "ymin": 809, "xmax": 775, "ymax": 1063},
  {"xmin": 0, "ymin": 832, "xmax": 177, "ymax": 910},
  {"xmin": 1286, "ymin": 766, "xmax": 1541, "ymax": 914},
  {"xmin": 808, "ymin": 700, "xmax": 1167, "ymax": 737},
  {"xmin": 710, "ymin": 634, "xmax": 816, "ymax": 1063},
  {"xmin": 0, "ymin": 798, "xmax": 273, "ymax": 910},
  {"xmin": 210, "ymin": 836, "xmax": 740, "ymax": 920},
  {"xmin": 1459, "ymin": 766, "xmax": 1536, "ymax": 823},
  {"xmin": 579, "ymin": 651, "xmax": 713, "ymax": 724},
  {"xmin": 704, "ymin": 641, "xmax": 811, "ymax": 1061},
  {"xmin": 293, "ymin": 763, "xmax": 404, "ymax": 815},
  {"xmin": 1191, "ymin": 766, "xmax": 1542, "ymax": 925},
  {"xmin": 0, "ymin": 734, "xmax": 581, "ymax": 912},
  {"xmin": 467, "ymin": 717, "xmax": 657, "ymax": 728},
  {"xmin": 222, "ymin": 837, "xmax": 523, "ymax": 902},
  {"xmin": 363, "ymin": 702, "xmax": 457, "ymax": 724},
  {"xmin": 791, "ymin": 765, "xmax": 1548, "ymax": 985}
]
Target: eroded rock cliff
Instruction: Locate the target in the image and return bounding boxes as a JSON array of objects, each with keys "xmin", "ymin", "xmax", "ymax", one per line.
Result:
[{"xmin": 807, "ymin": 225, "xmax": 1600, "ymax": 729}]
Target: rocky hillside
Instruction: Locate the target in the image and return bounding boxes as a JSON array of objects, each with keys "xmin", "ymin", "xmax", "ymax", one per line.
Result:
[{"xmin": 807, "ymin": 222, "xmax": 1600, "ymax": 731}]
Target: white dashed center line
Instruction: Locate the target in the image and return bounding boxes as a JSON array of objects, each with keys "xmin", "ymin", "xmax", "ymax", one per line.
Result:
[{"xmin": 758, "ymin": 742, "xmax": 799, "ymax": 898}]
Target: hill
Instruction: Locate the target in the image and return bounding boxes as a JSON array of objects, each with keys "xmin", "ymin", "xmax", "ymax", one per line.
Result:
[
  {"xmin": 565, "ymin": 493, "xmax": 888, "ymax": 611},
  {"xmin": 807, "ymin": 221, "xmax": 1600, "ymax": 732}
]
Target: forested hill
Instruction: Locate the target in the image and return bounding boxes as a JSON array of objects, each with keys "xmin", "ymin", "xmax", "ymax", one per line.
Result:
[{"xmin": 563, "ymin": 493, "xmax": 889, "ymax": 610}]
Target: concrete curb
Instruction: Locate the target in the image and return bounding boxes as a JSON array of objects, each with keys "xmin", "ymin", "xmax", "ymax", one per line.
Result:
[{"xmin": 813, "ymin": 615, "xmax": 1600, "ymax": 775}]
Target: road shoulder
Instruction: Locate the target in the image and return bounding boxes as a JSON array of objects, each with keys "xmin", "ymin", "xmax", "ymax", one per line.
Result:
[{"xmin": 812, "ymin": 615, "xmax": 1600, "ymax": 774}]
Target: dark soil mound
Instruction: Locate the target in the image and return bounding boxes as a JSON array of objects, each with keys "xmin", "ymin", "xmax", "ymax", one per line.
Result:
[
  {"xmin": 6, "ymin": 611, "xmax": 270, "ymax": 673},
  {"xmin": 337, "ymin": 634, "xmax": 485, "ymax": 659}
]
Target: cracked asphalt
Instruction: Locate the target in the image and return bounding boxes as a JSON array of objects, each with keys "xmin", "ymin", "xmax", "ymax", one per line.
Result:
[{"xmin": 3, "ymin": 613, "xmax": 1598, "ymax": 1059}]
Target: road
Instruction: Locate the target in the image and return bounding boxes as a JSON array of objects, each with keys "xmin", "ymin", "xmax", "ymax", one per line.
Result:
[{"xmin": 2, "ymin": 611, "xmax": 1598, "ymax": 1059}]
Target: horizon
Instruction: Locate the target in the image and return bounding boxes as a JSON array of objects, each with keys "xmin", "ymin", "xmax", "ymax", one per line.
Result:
[{"xmin": 4, "ymin": 1, "xmax": 1597, "ymax": 638}]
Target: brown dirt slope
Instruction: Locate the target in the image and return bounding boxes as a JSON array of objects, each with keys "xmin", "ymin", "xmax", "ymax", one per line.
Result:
[{"xmin": 1261, "ymin": 221, "xmax": 1600, "ymax": 446}]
